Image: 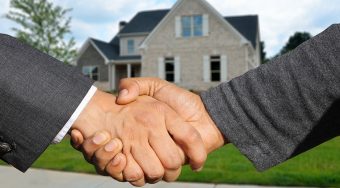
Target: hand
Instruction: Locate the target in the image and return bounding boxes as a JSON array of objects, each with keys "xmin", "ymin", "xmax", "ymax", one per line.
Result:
[
  {"xmin": 71, "ymin": 129, "xmax": 126, "ymax": 181},
  {"xmin": 116, "ymin": 78, "xmax": 226, "ymax": 153},
  {"xmin": 71, "ymin": 90, "xmax": 207, "ymax": 186},
  {"xmin": 71, "ymin": 129, "xmax": 184, "ymax": 184}
]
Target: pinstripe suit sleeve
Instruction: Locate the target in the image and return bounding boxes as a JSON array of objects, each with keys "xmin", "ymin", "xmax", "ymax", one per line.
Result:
[{"xmin": 0, "ymin": 34, "xmax": 94, "ymax": 172}]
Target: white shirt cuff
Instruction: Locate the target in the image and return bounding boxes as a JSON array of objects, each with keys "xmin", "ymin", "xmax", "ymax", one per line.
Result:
[{"xmin": 51, "ymin": 86, "xmax": 98, "ymax": 144}]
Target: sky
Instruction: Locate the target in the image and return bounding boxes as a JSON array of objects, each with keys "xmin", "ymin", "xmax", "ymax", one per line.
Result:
[{"xmin": 0, "ymin": 0, "xmax": 339, "ymax": 57}]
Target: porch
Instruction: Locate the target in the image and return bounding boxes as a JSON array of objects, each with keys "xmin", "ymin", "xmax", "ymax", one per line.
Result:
[{"xmin": 108, "ymin": 62, "xmax": 141, "ymax": 91}]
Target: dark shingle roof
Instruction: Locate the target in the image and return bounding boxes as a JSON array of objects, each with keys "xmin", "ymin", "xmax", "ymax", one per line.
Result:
[
  {"xmin": 87, "ymin": 10, "xmax": 258, "ymax": 61},
  {"xmin": 90, "ymin": 38, "xmax": 141, "ymax": 61},
  {"xmin": 119, "ymin": 9, "xmax": 170, "ymax": 34},
  {"xmin": 91, "ymin": 38, "xmax": 119, "ymax": 60},
  {"xmin": 225, "ymin": 15, "xmax": 258, "ymax": 48}
]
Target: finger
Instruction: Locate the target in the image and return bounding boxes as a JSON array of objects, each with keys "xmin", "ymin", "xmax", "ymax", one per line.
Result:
[
  {"xmin": 70, "ymin": 129, "xmax": 84, "ymax": 151},
  {"xmin": 93, "ymin": 138, "xmax": 123, "ymax": 174},
  {"xmin": 165, "ymin": 110, "xmax": 207, "ymax": 171},
  {"xmin": 123, "ymin": 152, "xmax": 144, "ymax": 182},
  {"xmin": 163, "ymin": 167, "xmax": 182, "ymax": 182},
  {"xmin": 117, "ymin": 77, "xmax": 169, "ymax": 105},
  {"xmin": 130, "ymin": 178, "xmax": 146, "ymax": 187},
  {"xmin": 81, "ymin": 131, "xmax": 111, "ymax": 163},
  {"xmin": 163, "ymin": 146, "xmax": 185, "ymax": 182},
  {"xmin": 131, "ymin": 143, "xmax": 165, "ymax": 183},
  {"xmin": 148, "ymin": 126, "xmax": 182, "ymax": 171},
  {"xmin": 106, "ymin": 153, "xmax": 127, "ymax": 182}
]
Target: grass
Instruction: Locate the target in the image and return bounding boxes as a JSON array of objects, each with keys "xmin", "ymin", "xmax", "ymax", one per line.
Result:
[{"xmin": 1, "ymin": 137, "xmax": 340, "ymax": 187}]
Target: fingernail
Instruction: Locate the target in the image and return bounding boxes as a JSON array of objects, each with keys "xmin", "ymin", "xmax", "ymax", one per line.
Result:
[
  {"xmin": 119, "ymin": 89, "xmax": 128, "ymax": 97},
  {"xmin": 104, "ymin": 140, "xmax": 117, "ymax": 152},
  {"xmin": 193, "ymin": 167, "xmax": 203, "ymax": 172},
  {"xmin": 112, "ymin": 155, "xmax": 121, "ymax": 166},
  {"xmin": 93, "ymin": 133, "xmax": 106, "ymax": 145}
]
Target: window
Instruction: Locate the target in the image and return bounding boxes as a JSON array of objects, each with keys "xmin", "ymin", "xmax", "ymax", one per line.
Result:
[
  {"xmin": 181, "ymin": 15, "xmax": 203, "ymax": 37},
  {"xmin": 82, "ymin": 66, "xmax": 99, "ymax": 81},
  {"xmin": 165, "ymin": 57, "xmax": 175, "ymax": 82},
  {"xmin": 127, "ymin": 39, "xmax": 135, "ymax": 55},
  {"xmin": 210, "ymin": 56, "xmax": 221, "ymax": 82}
]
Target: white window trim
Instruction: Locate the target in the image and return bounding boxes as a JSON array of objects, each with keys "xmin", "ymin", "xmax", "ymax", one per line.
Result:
[
  {"xmin": 158, "ymin": 57, "xmax": 165, "ymax": 79},
  {"xmin": 174, "ymin": 56, "xmax": 181, "ymax": 83}
]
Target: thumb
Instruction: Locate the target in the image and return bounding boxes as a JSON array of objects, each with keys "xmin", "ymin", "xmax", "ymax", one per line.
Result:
[
  {"xmin": 116, "ymin": 77, "xmax": 168, "ymax": 105},
  {"xmin": 70, "ymin": 129, "xmax": 84, "ymax": 151}
]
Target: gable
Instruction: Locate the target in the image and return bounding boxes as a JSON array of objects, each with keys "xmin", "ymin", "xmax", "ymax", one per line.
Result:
[{"xmin": 140, "ymin": 0, "xmax": 256, "ymax": 49}]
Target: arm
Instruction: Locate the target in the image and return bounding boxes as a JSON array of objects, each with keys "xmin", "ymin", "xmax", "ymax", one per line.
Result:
[
  {"xmin": 115, "ymin": 24, "xmax": 340, "ymax": 171},
  {"xmin": 201, "ymin": 24, "xmax": 340, "ymax": 170},
  {"xmin": 0, "ymin": 34, "xmax": 93, "ymax": 172}
]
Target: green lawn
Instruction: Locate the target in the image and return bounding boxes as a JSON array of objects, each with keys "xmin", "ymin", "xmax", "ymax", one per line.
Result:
[{"xmin": 1, "ymin": 137, "xmax": 340, "ymax": 187}]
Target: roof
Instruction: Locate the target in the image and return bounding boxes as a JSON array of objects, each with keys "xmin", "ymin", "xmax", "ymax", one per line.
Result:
[
  {"xmin": 119, "ymin": 9, "xmax": 170, "ymax": 34},
  {"xmin": 119, "ymin": 9, "xmax": 258, "ymax": 47},
  {"xmin": 83, "ymin": 10, "xmax": 259, "ymax": 62},
  {"xmin": 91, "ymin": 38, "xmax": 118, "ymax": 60},
  {"xmin": 225, "ymin": 15, "xmax": 258, "ymax": 48}
]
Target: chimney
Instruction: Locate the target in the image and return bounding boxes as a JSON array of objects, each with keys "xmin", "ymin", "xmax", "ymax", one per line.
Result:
[{"xmin": 119, "ymin": 21, "xmax": 127, "ymax": 31}]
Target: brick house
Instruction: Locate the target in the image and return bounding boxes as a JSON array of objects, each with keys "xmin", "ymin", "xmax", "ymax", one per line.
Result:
[{"xmin": 76, "ymin": 0, "xmax": 261, "ymax": 91}]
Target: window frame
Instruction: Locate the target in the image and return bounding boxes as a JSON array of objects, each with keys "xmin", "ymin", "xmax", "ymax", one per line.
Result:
[
  {"xmin": 164, "ymin": 57, "xmax": 175, "ymax": 82},
  {"xmin": 127, "ymin": 39, "xmax": 135, "ymax": 55},
  {"xmin": 82, "ymin": 66, "xmax": 99, "ymax": 81},
  {"xmin": 181, "ymin": 15, "xmax": 203, "ymax": 37},
  {"xmin": 210, "ymin": 56, "xmax": 221, "ymax": 82}
]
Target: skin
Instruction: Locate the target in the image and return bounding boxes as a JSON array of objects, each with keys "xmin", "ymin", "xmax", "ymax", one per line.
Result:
[
  {"xmin": 116, "ymin": 77, "xmax": 226, "ymax": 154},
  {"xmin": 71, "ymin": 77, "xmax": 226, "ymax": 185},
  {"xmin": 71, "ymin": 90, "xmax": 207, "ymax": 186}
]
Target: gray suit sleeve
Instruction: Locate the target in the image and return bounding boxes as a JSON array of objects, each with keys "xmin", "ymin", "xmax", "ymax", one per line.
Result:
[
  {"xmin": 0, "ymin": 34, "xmax": 94, "ymax": 172},
  {"xmin": 201, "ymin": 24, "xmax": 340, "ymax": 171}
]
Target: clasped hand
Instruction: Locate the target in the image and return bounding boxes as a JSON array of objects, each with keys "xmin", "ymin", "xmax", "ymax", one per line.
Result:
[{"xmin": 71, "ymin": 78, "xmax": 225, "ymax": 186}]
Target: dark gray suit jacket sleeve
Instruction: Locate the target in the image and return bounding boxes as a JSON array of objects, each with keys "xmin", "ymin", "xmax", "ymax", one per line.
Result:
[
  {"xmin": 0, "ymin": 34, "xmax": 94, "ymax": 172},
  {"xmin": 201, "ymin": 24, "xmax": 340, "ymax": 171}
]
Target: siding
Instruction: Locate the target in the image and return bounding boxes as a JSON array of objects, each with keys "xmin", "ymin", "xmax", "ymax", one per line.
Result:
[
  {"xmin": 142, "ymin": 0, "xmax": 254, "ymax": 91},
  {"xmin": 77, "ymin": 45, "xmax": 108, "ymax": 82}
]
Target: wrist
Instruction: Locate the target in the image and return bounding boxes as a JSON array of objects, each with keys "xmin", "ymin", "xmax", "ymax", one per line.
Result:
[
  {"xmin": 197, "ymin": 110, "xmax": 226, "ymax": 154},
  {"xmin": 72, "ymin": 90, "xmax": 119, "ymax": 139}
]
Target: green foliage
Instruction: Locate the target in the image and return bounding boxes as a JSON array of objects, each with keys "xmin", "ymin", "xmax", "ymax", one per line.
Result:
[
  {"xmin": 279, "ymin": 32, "xmax": 312, "ymax": 56},
  {"xmin": 2, "ymin": 137, "xmax": 340, "ymax": 187},
  {"xmin": 6, "ymin": 0, "xmax": 76, "ymax": 64},
  {"xmin": 260, "ymin": 41, "xmax": 269, "ymax": 64}
]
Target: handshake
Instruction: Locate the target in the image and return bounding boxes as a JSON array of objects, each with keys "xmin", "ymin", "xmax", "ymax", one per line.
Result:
[{"xmin": 70, "ymin": 77, "xmax": 226, "ymax": 186}]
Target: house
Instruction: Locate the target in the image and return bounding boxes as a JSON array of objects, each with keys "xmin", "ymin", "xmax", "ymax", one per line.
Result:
[{"xmin": 76, "ymin": 0, "xmax": 261, "ymax": 91}]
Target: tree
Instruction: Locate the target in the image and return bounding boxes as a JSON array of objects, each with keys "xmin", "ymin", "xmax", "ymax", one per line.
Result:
[
  {"xmin": 6, "ymin": 0, "xmax": 76, "ymax": 64},
  {"xmin": 260, "ymin": 41, "xmax": 269, "ymax": 64},
  {"xmin": 279, "ymin": 32, "xmax": 312, "ymax": 56}
]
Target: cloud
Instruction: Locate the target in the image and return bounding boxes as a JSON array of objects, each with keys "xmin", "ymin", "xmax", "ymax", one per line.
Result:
[
  {"xmin": 1, "ymin": 0, "xmax": 339, "ymax": 57},
  {"xmin": 207, "ymin": 0, "xmax": 340, "ymax": 56}
]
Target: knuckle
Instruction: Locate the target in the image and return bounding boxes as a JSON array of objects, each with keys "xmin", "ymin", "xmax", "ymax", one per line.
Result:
[
  {"xmin": 134, "ymin": 112, "xmax": 152, "ymax": 125},
  {"xmin": 163, "ymin": 158, "xmax": 181, "ymax": 170},
  {"xmin": 185, "ymin": 130, "xmax": 201, "ymax": 144},
  {"xmin": 119, "ymin": 78, "xmax": 129, "ymax": 85}
]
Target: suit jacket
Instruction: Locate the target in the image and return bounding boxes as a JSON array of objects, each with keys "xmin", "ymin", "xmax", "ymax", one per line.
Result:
[
  {"xmin": 201, "ymin": 24, "xmax": 340, "ymax": 171},
  {"xmin": 0, "ymin": 34, "xmax": 93, "ymax": 172}
]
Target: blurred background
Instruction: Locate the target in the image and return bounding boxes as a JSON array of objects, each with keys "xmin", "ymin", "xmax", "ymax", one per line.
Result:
[{"xmin": 0, "ymin": 0, "xmax": 340, "ymax": 187}]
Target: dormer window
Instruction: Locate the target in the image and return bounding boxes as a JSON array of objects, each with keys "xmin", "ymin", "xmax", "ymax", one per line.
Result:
[
  {"xmin": 181, "ymin": 15, "xmax": 203, "ymax": 37},
  {"xmin": 127, "ymin": 39, "xmax": 135, "ymax": 55}
]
